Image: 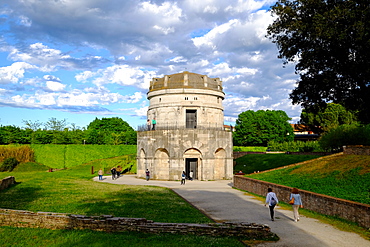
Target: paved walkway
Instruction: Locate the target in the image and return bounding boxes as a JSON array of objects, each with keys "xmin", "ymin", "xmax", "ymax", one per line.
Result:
[{"xmin": 94, "ymin": 175, "xmax": 370, "ymax": 247}]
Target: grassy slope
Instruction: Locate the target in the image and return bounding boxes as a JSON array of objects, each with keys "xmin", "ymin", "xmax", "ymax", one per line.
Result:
[
  {"xmin": 234, "ymin": 153, "xmax": 323, "ymax": 174},
  {"xmin": 246, "ymin": 154, "xmax": 370, "ymax": 205},
  {"xmin": 31, "ymin": 144, "xmax": 136, "ymax": 169}
]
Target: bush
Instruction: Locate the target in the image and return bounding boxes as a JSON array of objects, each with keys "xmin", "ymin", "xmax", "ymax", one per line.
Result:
[
  {"xmin": 0, "ymin": 157, "xmax": 19, "ymax": 172},
  {"xmin": 319, "ymin": 124, "xmax": 370, "ymax": 151},
  {"xmin": 267, "ymin": 140, "xmax": 324, "ymax": 152}
]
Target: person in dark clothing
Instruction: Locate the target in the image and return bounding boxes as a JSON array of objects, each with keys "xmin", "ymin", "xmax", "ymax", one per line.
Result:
[
  {"xmin": 145, "ymin": 169, "xmax": 150, "ymax": 181},
  {"xmin": 181, "ymin": 171, "xmax": 186, "ymax": 185},
  {"xmin": 111, "ymin": 167, "xmax": 117, "ymax": 180},
  {"xmin": 265, "ymin": 188, "xmax": 279, "ymax": 221}
]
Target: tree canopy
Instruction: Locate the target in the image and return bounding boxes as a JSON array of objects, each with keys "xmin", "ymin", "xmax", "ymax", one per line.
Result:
[
  {"xmin": 299, "ymin": 103, "xmax": 358, "ymax": 134},
  {"xmin": 87, "ymin": 117, "xmax": 134, "ymax": 133},
  {"xmin": 233, "ymin": 110, "xmax": 294, "ymax": 146},
  {"xmin": 0, "ymin": 117, "xmax": 136, "ymax": 145},
  {"xmin": 267, "ymin": 0, "xmax": 370, "ymax": 123}
]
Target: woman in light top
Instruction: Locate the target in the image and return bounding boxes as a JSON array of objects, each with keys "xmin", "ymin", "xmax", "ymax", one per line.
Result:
[{"xmin": 290, "ymin": 188, "xmax": 303, "ymax": 222}]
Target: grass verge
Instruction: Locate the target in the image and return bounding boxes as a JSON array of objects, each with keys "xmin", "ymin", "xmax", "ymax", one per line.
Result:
[
  {"xmin": 0, "ymin": 226, "xmax": 244, "ymax": 247},
  {"xmin": 0, "ymin": 162, "xmax": 246, "ymax": 246}
]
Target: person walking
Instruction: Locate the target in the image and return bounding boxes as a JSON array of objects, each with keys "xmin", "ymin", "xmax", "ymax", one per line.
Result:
[
  {"xmin": 98, "ymin": 168, "xmax": 104, "ymax": 180},
  {"xmin": 116, "ymin": 166, "xmax": 122, "ymax": 178},
  {"xmin": 189, "ymin": 170, "xmax": 194, "ymax": 181},
  {"xmin": 290, "ymin": 188, "xmax": 303, "ymax": 222},
  {"xmin": 181, "ymin": 171, "xmax": 186, "ymax": 185},
  {"xmin": 111, "ymin": 167, "xmax": 117, "ymax": 180},
  {"xmin": 265, "ymin": 188, "xmax": 279, "ymax": 221},
  {"xmin": 145, "ymin": 169, "xmax": 150, "ymax": 181}
]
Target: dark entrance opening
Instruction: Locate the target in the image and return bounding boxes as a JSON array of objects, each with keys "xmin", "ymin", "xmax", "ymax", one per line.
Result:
[
  {"xmin": 186, "ymin": 110, "xmax": 197, "ymax": 129},
  {"xmin": 185, "ymin": 158, "xmax": 197, "ymax": 180}
]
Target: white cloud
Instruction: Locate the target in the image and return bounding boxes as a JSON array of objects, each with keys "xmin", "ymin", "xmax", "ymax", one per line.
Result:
[
  {"xmin": 75, "ymin": 71, "xmax": 96, "ymax": 82},
  {"xmin": 0, "ymin": 0, "xmax": 303, "ymax": 127},
  {"xmin": 192, "ymin": 19, "xmax": 238, "ymax": 48},
  {"xmin": 18, "ymin": 15, "xmax": 32, "ymax": 27},
  {"xmin": 0, "ymin": 62, "xmax": 36, "ymax": 84},
  {"xmin": 91, "ymin": 65, "xmax": 156, "ymax": 90},
  {"xmin": 46, "ymin": 81, "xmax": 66, "ymax": 92}
]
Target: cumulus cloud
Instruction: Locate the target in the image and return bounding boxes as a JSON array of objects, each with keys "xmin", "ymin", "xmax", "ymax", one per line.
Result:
[
  {"xmin": 45, "ymin": 81, "xmax": 66, "ymax": 92},
  {"xmin": 0, "ymin": 0, "xmax": 303, "ymax": 126},
  {"xmin": 0, "ymin": 62, "xmax": 36, "ymax": 84}
]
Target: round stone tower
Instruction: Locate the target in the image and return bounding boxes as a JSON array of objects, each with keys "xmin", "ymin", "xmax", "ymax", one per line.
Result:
[{"xmin": 137, "ymin": 71, "xmax": 233, "ymax": 180}]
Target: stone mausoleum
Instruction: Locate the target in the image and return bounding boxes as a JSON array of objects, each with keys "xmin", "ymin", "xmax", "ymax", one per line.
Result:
[{"xmin": 137, "ymin": 71, "xmax": 233, "ymax": 180}]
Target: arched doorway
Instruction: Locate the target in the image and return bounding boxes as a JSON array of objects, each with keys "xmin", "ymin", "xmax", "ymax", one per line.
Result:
[{"xmin": 183, "ymin": 148, "xmax": 202, "ymax": 180}]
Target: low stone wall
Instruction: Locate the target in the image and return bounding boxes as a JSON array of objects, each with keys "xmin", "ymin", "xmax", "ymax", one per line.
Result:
[
  {"xmin": 233, "ymin": 151, "xmax": 332, "ymax": 160},
  {"xmin": 233, "ymin": 176, "xmax": 370, "ymax": 229},
  {"xmin": 344, "ymin": 145, "xmax": 370, "ymax": 155},
  {"xmin": 0, "ymin": 176, "xmax": 15, "ymax": 190},
  {"xmin": 0, "ymin": 208, "xmax": 275, "ymax": 239}
]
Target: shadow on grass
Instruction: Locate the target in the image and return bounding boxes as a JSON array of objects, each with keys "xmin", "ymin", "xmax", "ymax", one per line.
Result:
[
  {"xmin": 74, "ymin": 187, "xmax": 212, "ymax": 224},
  {"xmin": 0, "ymin": 184, "xmax": 42, "ymax": 210}
]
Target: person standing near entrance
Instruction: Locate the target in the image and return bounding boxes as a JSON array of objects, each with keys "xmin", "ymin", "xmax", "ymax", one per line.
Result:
[
  {"xmin": 145, "ymin": 169, "xmax": 150, "ymax": 181},
  {"xmin": 152, "ymin": 118, "xmax": 156, "ymax": 130},
  {"xmin": 189, "ymin": 170, "xmax": 194, "ymax": 181},
  {"xmin": 181, "ymin": 171, "xmax": 186, "ymax": 185},
  {"xmin": 265, "ymin": 188, "xmax": 279, "ymax": 221},
  {"xmin": 290, "ymin": 188, "xmax": 303, "ymax": 222}
]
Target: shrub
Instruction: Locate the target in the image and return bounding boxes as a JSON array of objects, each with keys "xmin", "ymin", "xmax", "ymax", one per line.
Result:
[
  {"xmin": 267, "ymin": 140, "xmax": 324, "ymax": 152},
  {"xmin": 319, "ymin": 124, "xmax": 370, "ymax": 151},
  {"xmin": 0, "ymin": 157, "xmax": 19, "ymax": 172}
]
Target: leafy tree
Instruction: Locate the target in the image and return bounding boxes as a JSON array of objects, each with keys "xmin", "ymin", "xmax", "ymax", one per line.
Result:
[
  {"xmin": 22, "ymin": 120, "xmax": 42, "ymax": 131},
  {"xmin": 32, "ymin": 130, "xmax": 53, "ymax": 144},
  {"xmin": 87, "ymin": 117, "xmax": 135, "ymax": 145},
  {"xmin": 0, "ymin": 126, "xmax": 30, "ymax": 144},
  {"xmin": 233, "ymin": 110, "xmax": 294, "ymax": 146},
  {"xmin": 44, "ymin": 117, "xmax": 68, "ymax": 131},
  {"xmin": 319, "ymin": 124, "xmax": 370, "ymax": 151},
  {"xmin": 299, "ymin": 103, "xmax": 358, "ymax": 134},
  {"xmin": 267, "ymin": 0, "xmax": 370, "ymax": 123},
  {"xmin": 87, "ymin": 117, "xmax": 134, "ymax": 132}
]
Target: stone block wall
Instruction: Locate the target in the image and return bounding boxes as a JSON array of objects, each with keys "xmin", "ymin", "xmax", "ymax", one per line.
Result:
[
  {"xmin": 233, "ymin": 176, "xmax": 370, "ymax": 229},
  {"xmin": 0, "ymin": 176, "xmax": 15, "ymax": 190},
  {"xmin": 344, "ymin": 145, "xmax": 370, "ymax": 155},
  {"xmin": 0, "ymin": 208, "xmax": 275, "ymax": 239}
]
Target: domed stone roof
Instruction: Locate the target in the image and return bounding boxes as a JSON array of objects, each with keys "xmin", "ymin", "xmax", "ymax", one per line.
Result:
[{"xmin": 149, "ymin": 71, "xmax": 223, "ymax": 92}]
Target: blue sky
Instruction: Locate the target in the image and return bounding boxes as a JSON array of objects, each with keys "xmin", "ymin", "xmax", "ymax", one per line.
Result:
[{"xmin": 0, "ymin": 0, "xmax": 301, "ymax": 130}]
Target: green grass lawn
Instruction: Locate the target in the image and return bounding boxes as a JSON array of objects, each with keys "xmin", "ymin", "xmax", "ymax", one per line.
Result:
[
  {"xmin": 246, "ymin": 154, "xmax": 370, "ymax": 205},
  {"xmin": 0, "ymin": 226, "xmax": 243, "ymax": 247},
  {"xmin": 0, "ymin": 162, "xmax": 245, "ymax": 246},
  {"xmin": 234, "ymin": 153, "xmax": 323, "ymax": 174}
]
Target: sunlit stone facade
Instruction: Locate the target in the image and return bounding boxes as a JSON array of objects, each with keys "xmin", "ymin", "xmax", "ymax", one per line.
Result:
[{"xmin": 137, "ymin": 71, "xmax": 233, "ymax": 180}]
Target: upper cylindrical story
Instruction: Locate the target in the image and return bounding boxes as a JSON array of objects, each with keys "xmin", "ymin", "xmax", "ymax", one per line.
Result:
[{"xmin": 147, "ymin": 71, "xmax": 225, "ymax": 130}]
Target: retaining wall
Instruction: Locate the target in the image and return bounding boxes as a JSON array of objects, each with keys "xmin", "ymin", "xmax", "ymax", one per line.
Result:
[
  {"xmin": 0, "ymin": 208, "xmax": 274, "ymax": 239},
  {"xmin": 0, "ymin": 176, "xmax": 15, "ymax": 190},
  {"xmin": 233, "ymin": 176, "xmax": 370, "ymax": 229},
  {"xmin": 344, "ymin": 145, "xmax": 370, "ymax": 155}
]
